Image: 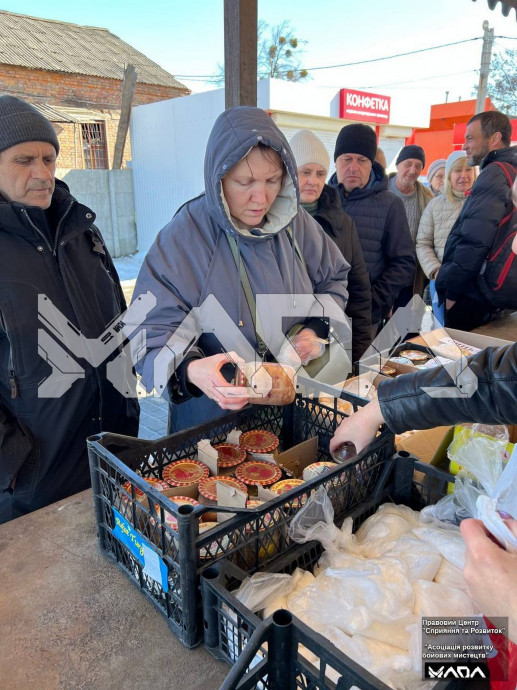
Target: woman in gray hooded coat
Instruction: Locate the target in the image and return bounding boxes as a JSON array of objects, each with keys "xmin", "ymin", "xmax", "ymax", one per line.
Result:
[{"xmin": 132, "ymin": 106, "xmax": 351, "ymax": 432}]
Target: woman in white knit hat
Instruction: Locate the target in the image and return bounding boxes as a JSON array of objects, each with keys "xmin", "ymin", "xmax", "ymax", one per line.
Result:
[
  {"xmin": 416, "ymin": 150, "xmax": 476, "ymax": 319},
  {"xmin": 290, "ymin": 129, "xmax": 372, "ymax": 362}
]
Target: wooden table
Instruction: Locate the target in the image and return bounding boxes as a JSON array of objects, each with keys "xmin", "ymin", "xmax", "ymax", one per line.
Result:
[{"xmin": 0, "ymin": 490, "xmax": 229, "ymax": 690}]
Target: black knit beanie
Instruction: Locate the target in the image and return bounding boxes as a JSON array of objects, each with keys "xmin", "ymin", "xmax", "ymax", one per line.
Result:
[
  {"xmin": 395, "ymin": 145, "xmax": 425, "ymax": 167},
  {"xmin": 334, "ymin": 124, "xmax": 377, "ymax": 163},
  {"xmin": 0, "ymin": 96, "xmax": 59, "ymax": 154}
]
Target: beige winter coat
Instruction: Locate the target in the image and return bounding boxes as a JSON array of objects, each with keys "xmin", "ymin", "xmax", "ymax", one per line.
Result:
[{"xmin": 415, "ymin": 192, "xmax": 465, "ymax": 279}]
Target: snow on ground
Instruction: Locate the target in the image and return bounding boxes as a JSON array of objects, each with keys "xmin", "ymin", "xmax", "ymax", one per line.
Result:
[{"xmin": 113, "ymin": 249, "xmax": 147, "ymax": 282}]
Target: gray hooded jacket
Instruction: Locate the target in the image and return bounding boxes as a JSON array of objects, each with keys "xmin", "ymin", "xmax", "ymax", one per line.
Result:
[{"xmin": 133, "ymin": 106, "xmax": 350, "ymax": 432}]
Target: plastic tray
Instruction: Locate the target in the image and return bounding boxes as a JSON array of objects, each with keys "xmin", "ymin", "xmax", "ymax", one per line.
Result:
[
  {"xmin": 201, "ymin": 456, "xmax": 459, "ymax": 689},
  {"xmin": 87, "ymin": 393, "xmax": 394, "ymax": 648}
]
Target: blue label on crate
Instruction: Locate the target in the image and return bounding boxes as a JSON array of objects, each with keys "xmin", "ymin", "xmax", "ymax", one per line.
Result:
[{"xmin": 112, "ymin": 507, "xmax": 169, "ymax": 592}]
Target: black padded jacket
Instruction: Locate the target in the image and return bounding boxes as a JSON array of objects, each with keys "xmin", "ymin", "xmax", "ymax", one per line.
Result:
[
  {"xmin": 436, "ymin": 146, "xmax": 517, "ymax": 304},
  {"xmin": 329, "ymin": 163, "xmax": 415, "ymax": 323},
  {"xmin": 308, "ymin": 184, "xmax": 372, "ymax": 362}
]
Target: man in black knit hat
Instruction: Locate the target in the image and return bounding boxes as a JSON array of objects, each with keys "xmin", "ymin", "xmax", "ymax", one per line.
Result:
[
  {"xmin": 329, "ymin": 123, "xmax": 415, "ymax": 333},
  {"xmin": 388, "ymin": 144, "xmax": 433, "ymax": 304},
  {"xmin": 0, "ymin": 96, "xmax": 139, "ymax": 523}
]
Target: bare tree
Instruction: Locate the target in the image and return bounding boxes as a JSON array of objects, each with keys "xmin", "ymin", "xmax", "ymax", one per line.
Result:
[
  {"xmin": 211, "ymin": 20, "xmax": 308, "ymax": 85},
  {"xmin": 257, "ymin": 20, "xmax": 308, "ymax": 81},
  {"xmin": 473, "ymin": 47, "xmax": 517, "ymax": 115}
]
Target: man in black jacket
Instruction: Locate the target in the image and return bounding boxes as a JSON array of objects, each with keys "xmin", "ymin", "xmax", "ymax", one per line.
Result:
[
  {"xmin": 328, "ymin": 124, "xmax": 415, "ymax": 332},
  {"xmin": 0, "ymin": 96, "xmax": 139, "ymax": 523},
  {"xmin": 437, "ymin": 110, "xmax": 517, "ymax": 330},
  {"xmin": 290, "ymin": 129, "xmax": 372, "ymax": 362}
]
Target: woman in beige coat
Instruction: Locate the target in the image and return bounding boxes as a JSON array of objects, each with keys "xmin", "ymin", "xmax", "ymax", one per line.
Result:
[{"xmin": 416, "ymin": 150, "xmax": 476, "ymax": 280}]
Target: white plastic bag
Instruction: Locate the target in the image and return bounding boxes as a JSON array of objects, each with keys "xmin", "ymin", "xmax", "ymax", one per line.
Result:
[
  {"xmin": 288, "ymin": 486, "xmax": 361, "ymax": 554},
  {"xmin": 412, "ymin": 523, "xmax": 465, "ymax": 569},
  {"xmin": 234, "ymin": 572, "xmax": 293, "ymax": 613},
  {"xmin": 423, "ymin": 426, "xmax": 517, "ymax": 551}
]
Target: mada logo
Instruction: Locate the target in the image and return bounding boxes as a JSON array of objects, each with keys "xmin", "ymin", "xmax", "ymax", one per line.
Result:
[{"xmin": 424, "ymin": 662, "xmax": 490, "ymax": 680}]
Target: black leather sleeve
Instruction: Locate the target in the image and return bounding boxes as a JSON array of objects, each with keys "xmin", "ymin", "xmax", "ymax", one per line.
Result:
[{"xmin": 377, "ymin": 343, "xmax": 517, "ymax": 433}]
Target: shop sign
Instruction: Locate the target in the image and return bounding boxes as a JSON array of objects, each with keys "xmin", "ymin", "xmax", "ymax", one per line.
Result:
[{"xmin": 339, "ymin": 88, "xmax": 390, "ymax": 124}]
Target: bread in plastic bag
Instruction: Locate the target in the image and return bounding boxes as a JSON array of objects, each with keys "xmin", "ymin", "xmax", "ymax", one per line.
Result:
[
  {"xmin": 355, "ymin": 504, "xmax": 420, "ymax": 556},
  {"xmin": 433, "ymin": 558, "xmax": 468, "ymax": 592},
  {"xmin": 380, "ymin": 533, "xmax": 442, "ymax": 582},
  {"xmin": 428, "ymin": 429, "xmax": 517, "ymax": 551},
  {"xmin": 413, "ymin": 579, "xmax": 477, "ymax": 618},
  {"xmin": 412, "ymin": 524, "xmax": 465, "ymax": 569},
  {"xmin": 234, "ymin": 572, "xmax": 293, "ymax": 613}
]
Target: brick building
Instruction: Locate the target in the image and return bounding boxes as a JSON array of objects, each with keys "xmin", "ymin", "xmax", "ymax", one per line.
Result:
[{"xmin": 0, "ymin": 11, "xmax": 189, "ymax": 169}]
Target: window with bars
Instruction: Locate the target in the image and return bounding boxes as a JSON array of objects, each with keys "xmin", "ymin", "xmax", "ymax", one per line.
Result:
[{"xmin": 81, "ymin": 122, "xmax": 108, "ymax": 169}]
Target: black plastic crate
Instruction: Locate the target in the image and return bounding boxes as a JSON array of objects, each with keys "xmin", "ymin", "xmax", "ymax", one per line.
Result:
[
  {"xmin": 201, "ymin": 456, "xmax": 460, "ymax": 689},
  {"xmin": 218, "ymin": 609, "xmax": 390, "ymax": 690},
  {"xmin": 87, "ymin": 393, "xmax": 394, "ymax": 648}
]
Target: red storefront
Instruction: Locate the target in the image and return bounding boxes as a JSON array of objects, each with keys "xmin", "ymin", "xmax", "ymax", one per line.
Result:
[{"xmin": 406, "ymin": 98, "xmax": 517, "ymax": 175}]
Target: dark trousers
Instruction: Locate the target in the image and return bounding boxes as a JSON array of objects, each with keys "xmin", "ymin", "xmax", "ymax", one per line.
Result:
[{"xmin": 443, "ymin": 294, "xmax": 493, "ymax": 331}]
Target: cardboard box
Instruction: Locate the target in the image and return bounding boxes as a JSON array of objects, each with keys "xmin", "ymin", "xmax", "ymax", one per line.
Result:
[
  {"xmin": 410, "ymin": 327, "xmax": 513, "ymax": 360},
  {"xmin": 396, "ymin": 426, "xmax": 453, "ymax": 469},
  {"xmin": 273, "ymin": 435, "xmax": 319, "ymax": 478},
  {"xmin": 358, "ymin": 343, "xmax": 421, "ymax": 381}
]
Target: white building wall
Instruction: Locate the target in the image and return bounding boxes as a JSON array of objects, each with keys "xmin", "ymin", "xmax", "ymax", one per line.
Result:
[{"xmin": 130, "ymin": 89, "xmax": 224, "ymax": 253}]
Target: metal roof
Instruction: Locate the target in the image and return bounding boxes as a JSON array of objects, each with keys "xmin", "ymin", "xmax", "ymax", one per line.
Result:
[
  {"xmin": 32, "ymin": 103, "xmax": 110, "ymax": 123},
  {"xmin": 0, "ymin": 11, "xmax": 189, "ymax": 91},
  {"xmin": 474, "ymin": 0, "xmax": 517, "ymax": 19}
]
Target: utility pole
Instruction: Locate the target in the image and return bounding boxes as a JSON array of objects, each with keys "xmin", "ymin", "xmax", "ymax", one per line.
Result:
[
  {"xmin": 475, "ymin": 21, "xmax": 494, "ymax": 114},
  {"xmin": 224, "ymin": 0, "xmax": 257, "ymax": 109},
  {"xmin": 113, "ymin": 64, "xmax": 137, "ymax": 169}
]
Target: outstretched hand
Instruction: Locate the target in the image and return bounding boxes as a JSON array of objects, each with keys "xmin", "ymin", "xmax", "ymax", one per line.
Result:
[
  {"xmin": 329, "ymin": 399, "xmax": 385, "ymax": 454},
  {"xmin": 279, "ymin": 328, "xmax": 326, "ymax": 367},
  {"xmin": 460, "ymin": 517, "xmax": 517, "ymax": 642},
  {"xmin": 186, "ymin": 351, "xmax": 249, "ymax": 410}
]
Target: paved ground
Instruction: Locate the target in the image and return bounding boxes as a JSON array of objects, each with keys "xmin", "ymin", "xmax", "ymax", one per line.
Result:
[
  {"xmin": 118, "ymin": 273, "xmax": 170, "ymax": 440},
  {"xmin": 138, "ymin": 393, "xmax": 169, "ymax": 439}
]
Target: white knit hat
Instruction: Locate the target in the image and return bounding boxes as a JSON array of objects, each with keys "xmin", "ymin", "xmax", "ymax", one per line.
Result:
[
  {"xmin": 427, "ymin": 158, "xmax": 446, "ymax": 184},
  {"xmin": 289, "ymin": 130, "xmax": 330, "ymax": 172},
  {"xmin": 445, "ymin": 150, "xmax": 467, "ymax": 178}
]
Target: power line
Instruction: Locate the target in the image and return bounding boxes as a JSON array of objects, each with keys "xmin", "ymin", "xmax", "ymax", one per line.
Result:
[
  {"xmin": 359, "ymin": 69, "xmax": 477, "ymax": 90},
  {"xmin": 174, "ymin": 36, "xmax": 482, "ymax": 79},
  {"xmin": 299, "ymin": 38, "xmax": 482, "ymax": 72},
  {"xmin": 174, "ymin": 34, "xmax": 517, "ymax": 82}
]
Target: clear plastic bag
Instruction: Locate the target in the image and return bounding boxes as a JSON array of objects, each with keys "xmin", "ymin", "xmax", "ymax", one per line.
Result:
[
  {"xmin": 431, "ymin": 424, "xmax": 517, "ymax": 551},
  {"xmin": 288, "ymin": 485, "xmax": 361, "ymax": 555},
  {"xmin": 234, "ymin": 572, "xmax": 293, "ymax": 613}
]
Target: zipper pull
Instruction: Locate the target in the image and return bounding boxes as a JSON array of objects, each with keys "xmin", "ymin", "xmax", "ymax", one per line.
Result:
[{"xmin": 9, "ymin": 370, "xmax": 18, "ymax": 399}]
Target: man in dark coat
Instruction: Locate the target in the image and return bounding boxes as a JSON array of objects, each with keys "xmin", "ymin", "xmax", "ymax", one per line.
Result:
[
  {"xmin": 328, "ymin": 124, "xmax": 415, "ymax": 332},
  {"xmin": 290, "ymin": 129, "xmax": 372, "ymax": 362},
  {"xmin": 437, "ymin": 110, "xmax": 517, "ymax": 330},
  {"xmin": 0, "ymin": 96, "xmax": 139, "ymax": 523}
]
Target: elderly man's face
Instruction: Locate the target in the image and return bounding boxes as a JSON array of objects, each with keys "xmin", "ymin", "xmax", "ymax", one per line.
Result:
[
  {"xmin": 0, "ymin": 141, "xmax": 56, "ymax": 209},
  {"xmin": 396, "ymin": 158, "xmax": 423, "ymax": 190},
  {"xmin": 335, "ymin": 153, "xmax": 372, "ymax": 192}
]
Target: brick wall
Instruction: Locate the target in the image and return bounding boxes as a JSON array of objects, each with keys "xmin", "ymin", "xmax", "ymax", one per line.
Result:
[{"xmin": 1, "ymin": 64, "xmax": 187, "ymax": 168}]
